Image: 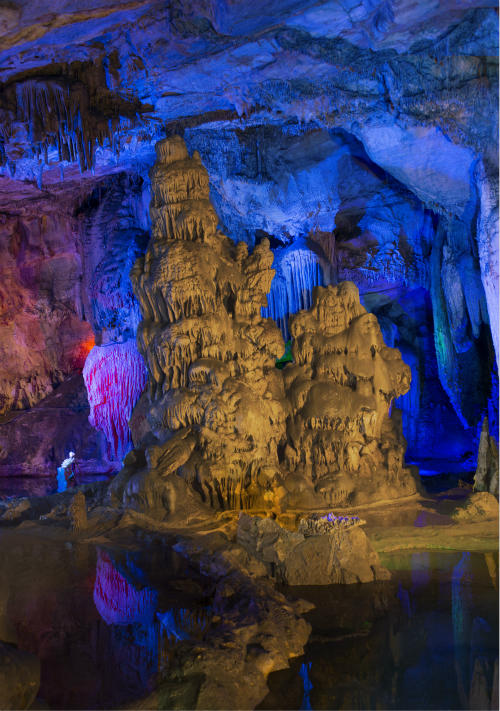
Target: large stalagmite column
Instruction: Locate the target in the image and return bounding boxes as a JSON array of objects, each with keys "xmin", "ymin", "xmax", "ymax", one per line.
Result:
[
  {"xmin": 125, "ymin": 136, "xmax": 288, "ymax": 510},
  {"xmin": 113, "ymin": 136, "xmax": 418, "ymax": 515}
]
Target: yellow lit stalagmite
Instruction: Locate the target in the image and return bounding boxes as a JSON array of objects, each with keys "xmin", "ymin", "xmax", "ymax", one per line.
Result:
[{"xmin": 111, "ymin": 136, "xmax": 419, "ymax": 516}]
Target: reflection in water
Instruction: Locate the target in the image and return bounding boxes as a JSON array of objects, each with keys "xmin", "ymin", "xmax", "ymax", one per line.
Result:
[
  {"xmin": 299, "ymin": 662, "xmax": 313, "ymax": 710},
  {"xmin": 452, "ymin": 552, "xmax": 474, "ymax": 706},
  {"xmin": 93, "ymin": 548, "xmax": 158, "ymax": 625},
  {"xmin": 260, "ymin": 551, "xmax": 498, "ymax": 711},
  {"xmin": 0, "ymin": 533, "xmax": 497, "ymax": 710},
  {"xmin": 0, "ymin": 537, "xmax": 214, "ymax": 709},
  {"xmin": 0, "ymin": 473, "xmax": 110, "ymax": 500},
  {"xmin": 158, "ymin": 607, "xmax": 211, "ymax": 642},
  {"xmin": 452, "ymin": 552, "xmax": 499, "ymax": 710}
]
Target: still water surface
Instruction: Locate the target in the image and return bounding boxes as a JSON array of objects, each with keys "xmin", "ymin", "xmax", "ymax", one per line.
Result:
[
  {"xmin": 260, "ymin": 550, "xmax": 499, "ymax": 710},
  {"xmin": 0, "ymin": 532, "xmax": 497, "ymax": 710}
]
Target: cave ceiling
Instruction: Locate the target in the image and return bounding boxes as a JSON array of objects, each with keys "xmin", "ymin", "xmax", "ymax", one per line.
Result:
[{"xmin": 0, "ymin": 0, "xmax": 497, "ymax": 215}]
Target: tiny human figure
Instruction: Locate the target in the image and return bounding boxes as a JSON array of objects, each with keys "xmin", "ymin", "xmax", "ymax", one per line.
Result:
[{"xmin": 57, "ymin": 451, "xmax": 77, "ymax": 492}]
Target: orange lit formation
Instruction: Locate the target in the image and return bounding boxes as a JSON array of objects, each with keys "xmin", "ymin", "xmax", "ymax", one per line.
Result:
[{"xmin": 111, "ymin": 137, "xmax": 419, "ymax": 516}]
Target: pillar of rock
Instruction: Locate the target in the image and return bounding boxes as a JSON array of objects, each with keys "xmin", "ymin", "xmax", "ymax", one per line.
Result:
[
  {"xmin": 127, "ymin": 136, "xmax": 288, "ymax": 510},
  {"xmin": 282, "ymin": 282, "xmax": 419, "ymax": 506},
  {"xmin": 113, "ymin": 136, "xmax": 418, "ymax": 515}
]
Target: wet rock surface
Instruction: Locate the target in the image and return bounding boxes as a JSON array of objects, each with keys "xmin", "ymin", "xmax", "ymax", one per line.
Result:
[
  {"xmin": 237, "ymin": 513, "xmax": 390, "ymax": 585},
  {"xmin": 474, "ymin": 417, "xmax": 499, "ymax": 497}
]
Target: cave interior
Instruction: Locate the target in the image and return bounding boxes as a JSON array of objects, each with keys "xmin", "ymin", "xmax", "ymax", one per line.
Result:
[{"xmin": 0, "ymin": 1, "xmax": 498, "ymax": 710}]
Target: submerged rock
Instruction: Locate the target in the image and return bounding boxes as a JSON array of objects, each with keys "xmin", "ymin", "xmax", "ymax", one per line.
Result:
[
  {"xmin": 237, "ymin": 513, "xmax": 390, "ymax": 585},
  {"xmin": 0, "ymin": 641, "xmax": 40, "ymax": 710}
]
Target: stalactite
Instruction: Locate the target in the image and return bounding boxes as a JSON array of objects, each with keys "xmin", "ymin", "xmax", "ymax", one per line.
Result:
[
  {"xmin": 262, "ymin": 242, "xmax": 324, "ymax": 340},
  {"xmin": 83, "ymin": 341, "xmax": 148, "ymax": 460},
  {"xmin": 0, "ymin": 65, "xmax": 143, "ymax": 175}
]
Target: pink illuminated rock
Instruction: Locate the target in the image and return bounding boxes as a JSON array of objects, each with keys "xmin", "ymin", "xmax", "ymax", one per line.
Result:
[
  {"xmin": 83, "ymin": 341, "xmax": 147, "ymax": 460},
  {"xmin": 93, "ymin": 549, "xmax": 157, "ymax": 626}
]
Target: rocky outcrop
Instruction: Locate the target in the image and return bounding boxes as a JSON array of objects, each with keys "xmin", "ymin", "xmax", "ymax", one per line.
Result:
[
  {"xmin": 122, "ymin": 136, "xmax": 287, "ymax": 511},
  {"xmin": 283, "ymin": 282, "xmax": 419, "ymax": 506},
  {"xmin": 451, "ymin": 492, "xmax": 498, "ymax": 522},
  {"xmin": 237, "ymin": 513, "xmax": 390, "ymax": 585},
  {"xmin": 0, "ymin": 208, "xmax": 94, "ymax": 415},
  {"xmin": 474, "ymin": 418, "xmax": 499, "ymax": 496},
  {"xmin": 0, "ymin": 375, "xmax": 112, "ymax": 478},
  {"xmin": 113, "ymin": 137, "xmax": 420, "ymax": 514}
]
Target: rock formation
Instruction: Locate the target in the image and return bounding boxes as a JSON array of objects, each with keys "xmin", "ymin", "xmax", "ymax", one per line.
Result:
[
  {"xmin": 237, "ymin": 513, "xmax": 390, "ymax": 585},
  {"xmin": 474, "ymin": 417, "xmax": 499, "ymax": 497},
  {"xmin": 69, "ymin": 491, "xmax": 87, "ymax": 533},
  {"xmin": 0, "ymin": 1, "xmax": 496, "ymax": 480},
  {"xmin": 451, "ymin": 492, "xmax": 499, "ymax": 522},
  {"xmin": 0, "ymin": 208, "xmax": 94, "ymax": 415},
  {"xmin": 119, "ymin": 136, "xmax": 287, "ymax": 511},
  {"xmin": 112, "ymin": 136, "xmax": 419, "ymax": 515},
  {"xmin": 83, "ymin": 341, "xmax": 148, "ymax": 461},
  {"xmin": 282, "ymin": 282, "xmax": 419, "ymax": 506}
]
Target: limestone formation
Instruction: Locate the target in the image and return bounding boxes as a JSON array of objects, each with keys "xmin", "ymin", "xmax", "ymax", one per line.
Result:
[
  {"xmin": 69, "ymin": 491, "xmax": 87, "ymax": 533},
  {"xmin": 474, "ymin": 417, "xmax": 499, "ymax": 497},
  {"xmin": 114, "ymin": 136, "xmax": 418, "ymax": 514},
  {"xmin": 282, "ymin": 282, "xmax": 419, "ymax": 507},
  {"xmin": 237, "ymin": 513, "xmax": 390, "ymax": 585},
  {"xmin": 121, "ymin": 136, "xmax": 287, "ymax": 511},
  {"xmin": 451, "ymin": 492, "xmax": 499, "ymax": 522}
]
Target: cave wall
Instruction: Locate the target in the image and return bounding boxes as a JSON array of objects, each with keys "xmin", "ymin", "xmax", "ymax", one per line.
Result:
[
  {"xmin": 0, "ymin": 200, "xmax": 93, "ymax": 415},
  {"xmin": 0, "ymin": 172, "xmax": 151, "ymax": 472},
  {"xmin": 0, "ymin": 0, "xmax": 497, "ymax": 474}
]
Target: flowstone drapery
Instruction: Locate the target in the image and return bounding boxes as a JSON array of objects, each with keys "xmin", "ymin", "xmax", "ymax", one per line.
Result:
[{"xmin": 112, "ymin": 137, "xmax": 419, "ymax": 515}]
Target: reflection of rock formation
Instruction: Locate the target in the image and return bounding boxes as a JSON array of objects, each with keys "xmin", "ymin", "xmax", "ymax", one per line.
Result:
[
  {"xmin": 452, "ymin": 552, "xmax": 499, "ymax": 710},
  {"xmin": 283, "ymin": 282, "xmax": 418, "ymax": 506},
  {"xmin": 93, "ymin": 549, "xmax": 158, "ymax": 626},
  {"xmin": 123, "ymin": 136, "xmax": 287, "ymax": 510},
  {"xmin": 0, "ymin": 641, "xmax": 40, "ymax": 710}
]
